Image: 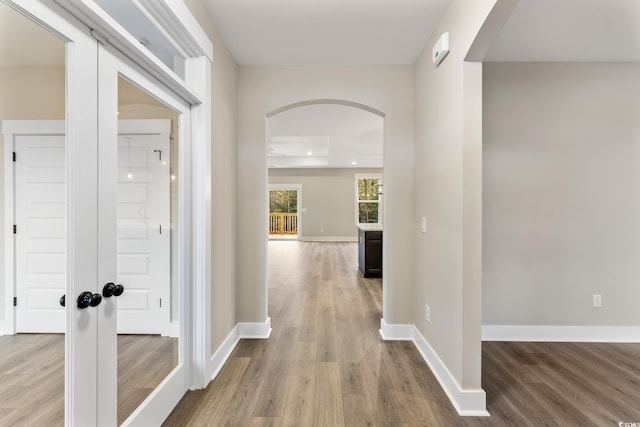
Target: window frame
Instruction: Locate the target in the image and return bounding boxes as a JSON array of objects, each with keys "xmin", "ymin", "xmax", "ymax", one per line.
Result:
[{"xmin": 355, "ymin": 173, "xmax": 383, "ymax": 226}]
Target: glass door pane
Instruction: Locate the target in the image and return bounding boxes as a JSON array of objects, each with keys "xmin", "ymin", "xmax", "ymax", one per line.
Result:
[
  {"xmin": 0, "ymin": 3, "xmax": 66, "ymax": 425},
  {"xmin": 116, "ymin": 77, "xmax": 179, "ymax": 424},
  {"xmin": 1, "ymin": 1, "xmax": 100, "ymax": 426}
]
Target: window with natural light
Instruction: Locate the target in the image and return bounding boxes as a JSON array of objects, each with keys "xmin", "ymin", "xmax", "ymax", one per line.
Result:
[{"xmin": 355, "ymin": 174, "xmax": 382, "ymax": 225}]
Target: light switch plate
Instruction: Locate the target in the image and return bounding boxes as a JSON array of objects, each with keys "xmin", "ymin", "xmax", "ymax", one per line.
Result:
[{"xmin": 421, "ymin": 217, "xmax": 427, "ymax": 233}]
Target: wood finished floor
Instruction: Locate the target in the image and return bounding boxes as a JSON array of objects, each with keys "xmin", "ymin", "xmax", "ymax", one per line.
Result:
[
  {"xmin": 0, "ymin": 333, "xmax": 177, "ymax": 426},
  {"xmin": 165, "ymin": 241, "xmax": 640, "ymax": 427}
]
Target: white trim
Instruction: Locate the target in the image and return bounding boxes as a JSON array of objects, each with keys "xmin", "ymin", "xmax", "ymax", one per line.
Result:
[
  {"xmin": 54, "ymin": 0, "xmax": 203, "ymax": 104},
  {"xmin": 208, "ymin": 327, "xmax": 240, "ymax": 380},
  {"xmin": 120, "ymin": 365, "xmax": 186, "ymax": 427},
  {"xmin": 302, "ymin": 236, "xmax": 358, "ymax": 242},
  {"xmin": 208, "ymin": 318, "xmax": 272, "ymax": 380},
  {"xmin": 186, "ymin": 56, "xmax": 212, "ymax": 390},
  {"xmin": 238, "ymin": 317, "xmax": 272, "ymax": 339},
  {"xmin": 379, "ymin": 319, "xmax": 489, "ymax": 417},
  {"xmin": 164, "ymin": 321, "xmax": 180, "ymax": 338},
  {"xmin": 379, "ymin": 319, "xmax": 414, "ymax": 340},
  {"xmin": 482, "ymin": 325, "xmax": 640, "ymax": 343},
  {"xmin": 135, "ymin": 0, "xmax": 213, "ymax": 60}
]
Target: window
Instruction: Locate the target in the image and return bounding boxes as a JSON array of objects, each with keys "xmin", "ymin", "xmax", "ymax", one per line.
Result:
[{"xmin": 355, "ymin": 174, "xmax": 383, "ymax": 225}]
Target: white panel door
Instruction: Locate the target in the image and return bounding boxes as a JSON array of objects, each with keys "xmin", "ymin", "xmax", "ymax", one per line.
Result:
[
  {"xmin": 11, "ymin": 124, "xmax": 170, "ymax": 335},
  {"xmin": 117, "ymin": 125, "xmax": 170, "ymax": 334},
  {"xmin": 14, "ymin": 135, "xmax": 66, "ymax": 333}
]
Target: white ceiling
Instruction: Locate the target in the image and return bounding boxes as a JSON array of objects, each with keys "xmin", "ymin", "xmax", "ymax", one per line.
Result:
[
  {"xmin": 268, "ymin": 104, "xmax": 383, "ymax": 168},
  {"xmin": 3, "ymin": 1, "xmax": 638, "ymax": 68},
  {"xmin": 200, "ymin": 0, "xmax": 450, "ymax": 65},
  {"xmin": 486, "ymin": 0, "xmax": 640, "ymax": 61},
  {"xmin": 202, "ymin": 0, "xmax": 640, "ymax": 65}
]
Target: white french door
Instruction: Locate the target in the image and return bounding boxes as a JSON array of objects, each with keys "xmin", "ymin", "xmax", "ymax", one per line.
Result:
[
  {"xmin": 3, "ymin": 1, "xmax": 193, "ymax": 425},
  {"xmin": 97, "ymin": 43, "xmax": 191, "ymax": 426}
]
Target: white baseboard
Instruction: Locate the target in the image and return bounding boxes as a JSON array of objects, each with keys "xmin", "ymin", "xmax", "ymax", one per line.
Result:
[
  {"xmin": 302, "ymin": 236, "xmax": 358, "ymax": 242},
  {"xmin": 238, "ymin": 317, "xmax": 272, "ymax": 339},
  {"xmin": 379, "ymin": 319, "xmax": 489, "ymax": 417},
  {"xmin": 208, "ymin": 326, "xmax": 241, "ymax": 380},
  {"xmin": 482, "ymin": 325, "xmax": 640, "ymax": 343},
  {"xmin": 208, "ymin": 317, "xmax": 272, "ymax": 380}
]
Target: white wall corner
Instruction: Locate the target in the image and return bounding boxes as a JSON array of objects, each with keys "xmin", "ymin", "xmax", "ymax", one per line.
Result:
[
  {"xmin": 482, "ymin": 325, "xmax": 640, "ymax": 343},
  {"xmin": 238, "ymin": 317, "xmax": 272, "ymax": 339},
  {"xmin": 380, "ymin": 319, "xmax": 489, "ymax": 416}
]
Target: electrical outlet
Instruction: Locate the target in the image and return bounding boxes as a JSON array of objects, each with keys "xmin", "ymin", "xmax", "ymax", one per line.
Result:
[
  {"xmin": 421, "ymin": 217, "xmax": 427, "ymax": 233},
  {"xmin": 593, "ymin": 294, "xmax": 602, "ymax": 307},
  {"xmin": 425, "ymin": 304, "xmax": 431, "ymax": 323}
]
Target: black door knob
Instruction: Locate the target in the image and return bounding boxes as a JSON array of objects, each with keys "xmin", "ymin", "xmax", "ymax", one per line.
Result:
[
  {"xmin": 77, "ymin": 291, "xmax": 102, "ymax": 309},
  {"xmin": 102, "ymin": 282, "xmax": 116, "ymax": 297},
  {"xmin": 114, "ymin": 284, "xmax": 124, "ymax": 297},
  {"xmin": 60, "ymin": 295, "xmax": 65, "ymax": 307},
  {"xmin": 102, "ymin": 282, "xmax": 125, "ymax": 297}
]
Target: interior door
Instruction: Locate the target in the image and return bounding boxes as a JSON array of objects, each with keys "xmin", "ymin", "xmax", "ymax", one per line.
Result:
[
  {"xmin": 98, "ymin": 43, "xmax": 190, "ymax": 426},
  {"xmin": 14, "ymin": 131, "xmax": 66, "ymax": 333},
  {"xmin": 117, "ymin": 121, "xmax": 171, "ymax": 335}
]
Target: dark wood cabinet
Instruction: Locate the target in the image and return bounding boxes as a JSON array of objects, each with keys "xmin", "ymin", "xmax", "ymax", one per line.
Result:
[{"xmin": 358, "ymin": 228, "xmax": 382, "ymax": 278}]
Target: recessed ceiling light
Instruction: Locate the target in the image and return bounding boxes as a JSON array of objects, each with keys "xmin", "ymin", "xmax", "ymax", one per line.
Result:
[
  {"xmin": 307, "ymin": 151, "xmax": 312, "ymax": 156},
  {"xmin": 352, "ymin": 161, "xmax": 357, "ymax": 165}
]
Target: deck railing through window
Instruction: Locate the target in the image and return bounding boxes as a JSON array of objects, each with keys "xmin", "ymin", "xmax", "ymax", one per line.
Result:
[{"xmin": 269, "ymin": 213, "xmax": 298, "ymax": 235}]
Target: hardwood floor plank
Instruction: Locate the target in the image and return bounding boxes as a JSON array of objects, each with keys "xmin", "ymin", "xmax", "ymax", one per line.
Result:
[
  {"xmin": 343, "ymin": 393, "xmax": 375, "ymax": 427},
  {"xmin": 382, "ymin": 343, "xmax": 439, "ymax": 426},
  {"xmin": 374, "ymin": 347, "xmax": 405, "ymax": 424},
  {"xmin": 249, "ymin": 417, "xmax": 282, "ymax": 427},
  {"xmin": 282, "ymin": 343, "xmax": 317, "ymax": 427},
  {"xmin": 253, "ymin": 327, "xmax": 299, "ymax": 417},
  {"xmin": 313, "ymin": 362, "xmax": 345, "ymax": 427}
]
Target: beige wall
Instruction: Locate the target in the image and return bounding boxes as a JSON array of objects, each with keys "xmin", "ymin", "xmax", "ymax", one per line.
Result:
[
  {"xmin": 483, "ymin": 62, "xmax": 640, "ymax": 327},
  {"xmin": 0, "ymin": 66, "xmax": 65, "ymax": 329},
  {"xmin": 0, "ymin": 68, "xmax": 65, "ymax": 120},
  {"xmin": 238, "ymin": 65, "xmax": 415, "ymax": 324},
  {"xmin": 183, "ymin": 0, "xmax": 239, "ymax": 355},
  {"xmin": 413, "ymin": 0, "xmax": 509, "ymax": 397},
  {"xmin": 268, "ymin": 168, "xmax": 383, "ymax": 240}
]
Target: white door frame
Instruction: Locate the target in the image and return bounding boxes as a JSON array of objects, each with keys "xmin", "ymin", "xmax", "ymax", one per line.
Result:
[{"xmin": 268, "ymin": 184, "xmax": 303, "ymax": 240}]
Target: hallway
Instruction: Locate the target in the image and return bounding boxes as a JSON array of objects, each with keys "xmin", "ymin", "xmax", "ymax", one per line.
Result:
[{"xmin": 164, "ymin": 241, "xmax": 640, "ymax": 426}]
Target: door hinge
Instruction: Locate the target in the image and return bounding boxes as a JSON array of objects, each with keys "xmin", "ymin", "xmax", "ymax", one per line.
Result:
[
  {"xmin": 159, "ymin": 298, "xmax": 162, "ymax": 308},
  {"xmin": 159, "ymin": 224, "xmax": 162, "ymax": 235},
  {"xmin": 13, "ymin": 297, "xmax": 17, "ymax": 307},
  {"xmin": 12, "ymin": 152, "xmax": 16, "ymax": 162},
  {"xmin": 13, "ymin": 224, "xmax": 16, "ymax": 234}
]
